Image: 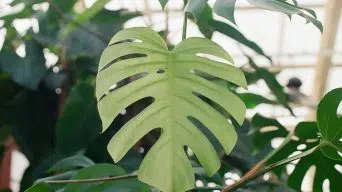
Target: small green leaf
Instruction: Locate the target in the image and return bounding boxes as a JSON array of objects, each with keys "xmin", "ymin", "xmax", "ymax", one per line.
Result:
[
  {"xmin": 96, "ymin": 27, "xmax": 246, "ymax": 191},
  {"xmin": 48, "ymin": 155, "xmax": 95, "ymax": 173},
  {"xmin": 213, "ymin": 0, "xmax": 237, "ymax": 25},
  {"xmin": 317, "ymin": 88, "xmax": 342, "ymax": 161},
  {"xmin": 185, "ymin": 0, "xmax": 208, "ymax": 22}
]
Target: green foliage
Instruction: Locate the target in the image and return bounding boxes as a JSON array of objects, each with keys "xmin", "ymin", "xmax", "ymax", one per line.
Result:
[
  {"xmin": 96, "ymin": 27, "xmax": 246, "ymax": 191},
  {"xmin": 0, "ymin": 0, "xmax": 336, "ymax": 192},
  {"xmin": 55, "ymin": 82, "xmax": 101, "ymax": 155},
  {"xmin": 0, "ymin": 40, "xmax": 46, "ymax": 90},
  {"xmin": 251, "ymin": 113, "xmax": 342, "ymax": 191},
  {"xmin": 159, "ymin": 0, "xmax": 322, "ymax": 31},
  {"xmin": 317, "ymin": 88, "xmax": 342, "ymax": 160}
]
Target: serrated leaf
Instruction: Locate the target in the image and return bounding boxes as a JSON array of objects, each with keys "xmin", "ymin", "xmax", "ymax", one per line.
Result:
[
  {"xmin": 213, "ymin": 0, "xmax": 237, "ymax": 25},
  {"xmin": 246, "ymin": 0, "xmax": 322, "ymax": 32},
  {"xmin": 317, "ymin": 88, "xmax": 342, "ymax": 161},
  {"xmin": 96, "ymin": 27, "xmax": 247, "ymax": 191}
]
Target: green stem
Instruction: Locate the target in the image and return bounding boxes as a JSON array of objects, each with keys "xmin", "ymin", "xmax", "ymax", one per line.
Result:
[
  {"xmin": 222, "ymin": 144, "xmax": 322, "ymax": 192},
  {"xmin": 182, "ymin": 13, "xmax": 187, "ymax": 40},
  {"xmin": 44, "ymin": 174, "xmax": 137, "ymax": 184}
]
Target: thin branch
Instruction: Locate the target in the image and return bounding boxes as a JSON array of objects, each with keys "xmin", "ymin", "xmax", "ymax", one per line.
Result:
[{"xmin": 44, "ymin": 174, "xmax": 137, "ymax": 184}]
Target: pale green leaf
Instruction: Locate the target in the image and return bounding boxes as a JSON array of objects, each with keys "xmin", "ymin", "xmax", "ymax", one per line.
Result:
[
  {"xmin": 317, "ymin": 88, "xmax": 342, "ymax": 161},
  {"xmin": 96, "ymin": 27, "xmax": 246, "ymax": 191}
]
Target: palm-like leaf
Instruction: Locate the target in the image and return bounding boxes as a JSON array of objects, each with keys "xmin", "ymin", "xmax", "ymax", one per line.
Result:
[{"xmin": 96, "ymin": 27, "xmax": 247, "ymax": 191}]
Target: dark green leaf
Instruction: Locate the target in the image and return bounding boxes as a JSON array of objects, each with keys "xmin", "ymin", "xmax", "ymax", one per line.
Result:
[
  {"xmin": 251, "ymin": 114, "xmax": 288, "ymax": 152},
  {"xmin": 238, "ymin": 92, "xmax": 276, "ymax": 109},
  {"xmin": 213, "ymin": 0, "xmax": 237, "ymax": 25},
  {"xmin": 247, "ymin": 57, "xmax": 293, "ymax": 115},
  {"xmin": 208, "ymin": 20, "xmax": 271, "ymax": 61},
  {"xmin": 254, "ymin": 121, "xmax": 342, "ymax": 191},
  {"xmin": 91, "ymin": 10, "xmax": 140, "ymax": 24},
  {"xmin": 56, "ymin": 82, "xmax": 101, "ymax": 154},
  {"xmin": 317, "ymin": 88, "xmax": 342, "ymax": 160},
  {"xmin": 48, "ymin": 155, "xmax": 95, "ymax": 173},
  {"xmin": 0, "ymin": 40, "xmax": 47, "ymax": 90}
]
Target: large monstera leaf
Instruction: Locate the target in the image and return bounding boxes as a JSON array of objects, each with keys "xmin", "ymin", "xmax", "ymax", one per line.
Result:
[{"xmin": 96, "ymin": 27, "xmax": 247, "ymax": 191}]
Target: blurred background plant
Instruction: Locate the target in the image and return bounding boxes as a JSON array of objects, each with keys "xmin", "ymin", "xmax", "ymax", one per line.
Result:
[{"xmin": 0, "ymin": 0, "xmax": 341, "ymax": 191}]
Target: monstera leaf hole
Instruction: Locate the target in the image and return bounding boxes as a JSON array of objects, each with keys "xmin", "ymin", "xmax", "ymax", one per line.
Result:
[
  {"xmin": 337, "ymin": 101, "xmax": 342, "ymax": 117},
  {"xmin": 96, "ymin": 27, "xmax": 247, "ymax": 191}
]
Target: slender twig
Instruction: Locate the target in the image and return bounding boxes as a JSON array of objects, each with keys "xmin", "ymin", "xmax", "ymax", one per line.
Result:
[
  {"xmin": 182, "ymin": 13, "xmax": 187, "ymax": 40},
  {"xmin": 221, "ymin": 144, "xmax": 323, "ymax": 191},
  {"xmin": 44, "ymin": 174, "xmax": 137, "ymax": 184},
  {"xmin": 46, "ymin": 0, "xmax": 109, "ymax": 42}
]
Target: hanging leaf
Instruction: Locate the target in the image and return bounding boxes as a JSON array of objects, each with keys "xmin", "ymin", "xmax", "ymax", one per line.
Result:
[
  {"xmin": 317, "ymin": 88, "xmax": 342, "ymax": 161},
  {"xmin": 185, "ymin": 0, "xmax": 209, "ymax": 22},
  {"xmin": 0, "ymin": 40, "xmax": 47, "ymax": 90},
  {"xmin": 213, "ymin": 0, "xmax": 237, "ymax": 25},
  {"xmin": 96, "ymin": 27, "xmax": 246, "ymax": 191},
  {"xmin": 246, "ymin": 0, "xmax": 322, "ymax": 32}
]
